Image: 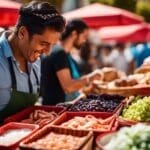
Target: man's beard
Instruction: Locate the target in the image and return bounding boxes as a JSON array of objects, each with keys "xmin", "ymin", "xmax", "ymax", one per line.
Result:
[
  {"xmin": 74, "ymin": 41, "xmax": 85, "ymax": 50},
  {"xmin": 74, "ymin": 43, "xmax": 82, "ymax": 49}
]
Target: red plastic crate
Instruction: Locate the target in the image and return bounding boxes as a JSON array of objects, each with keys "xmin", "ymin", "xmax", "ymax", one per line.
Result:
[
  {"xmin": 117, "ymin": 96, "xmax": 150, "ymax": 127},
  {"xmin": 20, "ymin": 125, "xmax": 94, "ymax": 150},
  {"xmin": 117, "ymin": 117, "xmax": 138, "ymax": 127},
  {"xmin": 0, "ymin": 122, "xmax": 39, "ymax": 150},
  {"xmin": 117, "ymin": 99, "xmax": 142, "ymax": 127},
  {"xmin": 4, "ymin": 106, "xmax": 66, "ymax": 126},
  {"xmin": 113, "ymin": 102, "xmax": 125, "ymax": 114},
  {"xmin": 51, "ymin": 112, "xmax": 118, "ymax": 134}
]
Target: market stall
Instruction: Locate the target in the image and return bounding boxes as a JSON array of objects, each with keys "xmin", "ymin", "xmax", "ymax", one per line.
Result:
[
  {"xmin": 63, "ymin": 3, "xmax": 144, "ymax": 28},
  {"xmin": 0, "ymin": 62, "xmax": 149, "ymax": 150},
  {"xmin": 98, "ymin": 23, "xmax": 150, "ymax": 42},
  {"xmin": 0, "ymin": 0, "xmax": 21, "ymax": 27}
]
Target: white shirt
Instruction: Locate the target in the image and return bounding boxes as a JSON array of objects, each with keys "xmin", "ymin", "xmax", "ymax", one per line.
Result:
[{"xmin": 109, "ymin": 49, "xmax": 129, "ymax": 73}]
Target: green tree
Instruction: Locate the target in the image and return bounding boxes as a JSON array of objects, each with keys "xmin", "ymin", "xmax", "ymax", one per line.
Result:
[
  {"xmin": 89, "ymin": 0, "xmax": 113, "ymax": 5},
  {"xmin": 136, "ymin": 1, "xmax": 150, "ymax": 22},
  {"xmin": 89, "ymin": 0, "xmax": 137, "ymax": 12},
  {"xmin": 47, "ymin": 0, "xmax": 64, "ymax": 11},
  {"xmin": 88, "ymin": 0, "xmax": 150, "ymax": 22},
  {"xmin": 113, "ymin": 0, "xmax": 137, "ymax": 12}
]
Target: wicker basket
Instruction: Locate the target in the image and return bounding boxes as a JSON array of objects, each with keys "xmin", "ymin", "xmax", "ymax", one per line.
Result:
[
  {"xmin": 51, "ymin": 112, "xmax": 118, "ymax": 135},
  {"xmin": 95, "ymin": 85, "xmax": 150, "ymax": 97}
]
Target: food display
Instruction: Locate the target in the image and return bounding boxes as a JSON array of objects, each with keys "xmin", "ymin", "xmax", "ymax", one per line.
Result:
[
  {"xmin": 0, "ymin": 122, "xmax": 38, "ymax": 149},
  {"xmin": 20, "ymin": 126, "xmax": 93, "ymax": 150},
  {"xmin": 26, "ymin": 132, "xmax": 86, "ymax": 150},
  {"xmin": 4, "ymin": 106, "xmax": 66, "ymax": 126},
  {"xmin": 21, "ymin": 110, "xmax": 58, "ymax": 127},
  {"xmin": 101, "ymin": 67, "xmax": 126, "ymax": 82},
  {"xmin": 82, "ymin": 67, "xmax": 126, "ymax": 94},
  {"xmin": 92, "ymin": 73, "xmax": 150, "ymax": 96},
  {"xmin": 82, "ymin": 65, "xmax": 150, "ymax": 96},
  {"xmin": 135, "ymin": 57, "xmax": 150, "ymax": 74},
  {"xmin": 135, "ymin": 66, "xmax": 150, "ymax": 74},
  {"xmin": 99, "ymin": 124, "xmax": 150, "ymax": 150},
  {"xmin": 115, "ymin": 78, "xmax": 138, "ymax": 87},
  {"xmin": 69, "ymin": 94, "xmax": 124, "ymax": 112},
  {"xmin": 59, "ymin": 115, "xmax": 115, "ymax": 131},
  {"xmin": 108, "ymin": 73, "xmax": 150, "ymax": 88},
  {"xmin": 121, "ymin": 96, "xmax": 150, "ymax": 122},
  {"xmin": 0, "ymin": 128, "xmax": 32, "ymax": 146},
  {"xmin": 140, "ymin": 73, "xmax": 150, "ymax": 85},
  {"xmin": 2, "ymin": 66, "xmax": 149, "ymax": 149}
]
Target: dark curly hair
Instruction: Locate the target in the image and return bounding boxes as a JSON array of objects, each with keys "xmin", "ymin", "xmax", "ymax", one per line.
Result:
[
  {"xmin": 61, "ymin": 19, "xmax": 88, "ymax": 40},
  {"xmin": 16, "ymin": 0, "xmax": 66, "ymax": 37}
]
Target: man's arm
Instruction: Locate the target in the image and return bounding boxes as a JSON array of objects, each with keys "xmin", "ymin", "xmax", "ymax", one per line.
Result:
[{"xmin": 56, "ymin": 68, "xmax": 102, "ymax": 93}]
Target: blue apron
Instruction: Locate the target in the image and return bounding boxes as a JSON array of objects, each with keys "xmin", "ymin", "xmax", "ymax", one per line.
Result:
[{"xmin": 65, "ymin": 55, "xmax": 80, "ymax": 101}]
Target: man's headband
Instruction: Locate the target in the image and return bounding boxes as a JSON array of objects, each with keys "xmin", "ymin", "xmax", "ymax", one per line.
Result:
[{"xmin": 33, "ymin": 13, "xmax": 59, "ymax": 20}]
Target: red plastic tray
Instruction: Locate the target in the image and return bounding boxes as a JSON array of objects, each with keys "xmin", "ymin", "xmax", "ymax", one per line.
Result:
[
  {"xmin": 4, "ymin": 106, "xmax": 66, "ymax": 125},
  {"xmin": 117, "ymin": 117, "xmax": 139, "ymax": 127},
  {"xmin": 51, "ymin": 112, "xmax": 118, "ymax": 134},
  {"xmin": 113, "ymin": 101, "xmax": 125, "ymax": 114},
  {"xmin": 0, "ymin": 122, "xmax": 39, "ymax": 150},
  {"xmin": 20, "ymin": 125, "xmax": 93, "ymax": 150},
  {"xmin": 117, "ymin": 99, "xmax": 142, "ymax": 127}
]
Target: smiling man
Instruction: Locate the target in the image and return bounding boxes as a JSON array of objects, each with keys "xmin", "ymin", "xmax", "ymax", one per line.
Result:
[{"xmin": 0, "ymin": 0, "xmax": 65, "ymax": 120}]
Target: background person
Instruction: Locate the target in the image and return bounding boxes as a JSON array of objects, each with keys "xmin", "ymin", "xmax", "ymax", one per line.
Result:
[{"xmin": 41, "ymin": 19, "xmax": 102, "ymax": 105}]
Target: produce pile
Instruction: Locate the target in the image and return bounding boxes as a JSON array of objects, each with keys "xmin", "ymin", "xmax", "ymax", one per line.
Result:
[
  {"xmin": 0, "ymin": 128, "xmax": 32, "ymax": 146},
  {"xmin": 69, "ymin": 94, "xmax": 124, "ymax": 112},
  {"xmin": 121, "ymin": 96, "xmax": 150, "ymax": 122},
  {"xmin": 26, "ymin": 132, "xmax": 86, "ymax": 150},
  {"xmin": 21, "ymin": 110, "xmax": 58, "ymax": 127},
  {"xmin": 107, "ymin": 73, "xmax": 150, "ymax": 88},
  {"xmin": 103, "ymin": 124, "xmax": 150, "ymax": 150},
  {"xmin": 60, "ymin": 115, "xmax": 115, "ymax": 131}
]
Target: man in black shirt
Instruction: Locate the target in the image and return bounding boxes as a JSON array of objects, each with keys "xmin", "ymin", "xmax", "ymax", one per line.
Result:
[{"xmin": 41, "ymin": 19, "xmax": 102, "ymax": 105}]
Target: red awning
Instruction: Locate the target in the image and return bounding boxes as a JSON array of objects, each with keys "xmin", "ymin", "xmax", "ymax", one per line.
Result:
[
  {"xmin": 63, "ymin": 3, "xmax": 144, "ymax": 28},
  {"xmin": 98, "ymin": 23, "xmax": 150, "ymax": 42},
  {"xmin": 0, "ymin": 0, "xmax": 21, "ymax": 27}
]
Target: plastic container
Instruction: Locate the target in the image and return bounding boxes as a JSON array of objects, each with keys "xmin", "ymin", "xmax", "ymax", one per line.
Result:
[
  {"xmin": 117, "ymin": 117, "xmax": 137, "ymax": 127},
  {"xmin": 4, "ymin": 106, "xmax": 66, "ymax": 127},
  {"xmin": 20, "ymin": 125, "xmax": 94, "ymax": 150},
  {"xmin": 51, "ymin": 112, "xmax": 118, "ymax": 135},
  {"xmin": 96, "ymin": 131, "xmax": 116, "ymax": 150},
  {"xmin": 0, "ymin": 122, "xmax": 39, "ymax": 150}
]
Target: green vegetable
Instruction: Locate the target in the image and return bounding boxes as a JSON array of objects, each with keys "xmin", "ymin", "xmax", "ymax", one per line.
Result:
[
  {"xmin": 103, "ymin": 124, "xmax": 150, "ymax": 150},
  {"xmin": 122, "ymin": 96, "xmax": 150, "ymax": 122}
]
